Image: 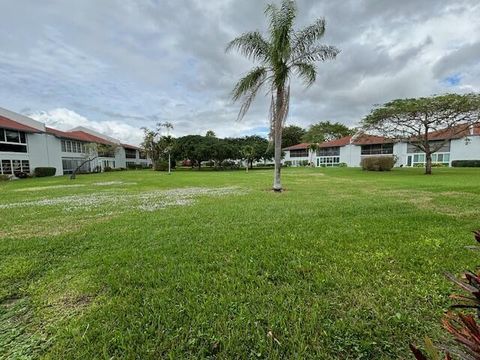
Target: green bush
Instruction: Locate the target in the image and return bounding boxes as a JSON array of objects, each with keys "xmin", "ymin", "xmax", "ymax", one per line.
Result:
[
  {"xmin": 360, "ymin": 156, "xmax": 394, "ymax": 171},
  {"xmin": 452, "ymin": 160, "xmax": 480, "ymax": 167},
  {"xmin": 154, "ymin": 160, "xmax": 169, "ymax": 171},
  {"xmin": 104, "ymin": 166, "xmax": 113, "ymax": 172},
  {"xmin": 34, "ymin": 167, "xmax": 56, "ymax": 177},
  {"xmin": 338, "ymin": 162, "xmax": 348, "ymax": 167},
  {"xmin": 284, "ymin": 161, "xmax": 292, "ymax": 167},
  {"xmin": 0, "ymin": 174, "xmax": 10, "ymax": 181},
  {"xmin": 299, "ymin": 160, "xmax": 309, "ymax": 166}
]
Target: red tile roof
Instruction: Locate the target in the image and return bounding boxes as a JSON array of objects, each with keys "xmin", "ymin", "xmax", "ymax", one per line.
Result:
[
  {"xmin": 121, "ymin": 143, "xmax": 140, "ymax": 150},
  {"xmin": 428, "ymin": 123, "xmax": 480, "ymax": 141},
  {"xmin": 352, "ymin": 134, "xmax": 391, "ymax": 145},
  {"xmin": 0, "ymin": 115, "xmax": 42, "ymax": 133},
  {"xmin": 46, "ymin": 127, "xmax": 114, "ymax": 145},
  {"xmin": 283, "ymin": 142, "xmax": 311, "ymax": 151},
  {"xmin": 318, "ymin": 136, "xmax": 352, "ymax": 148},
  {"xmin": 46, "ymin": 127, "xmax": 89, "ymax": 142}
]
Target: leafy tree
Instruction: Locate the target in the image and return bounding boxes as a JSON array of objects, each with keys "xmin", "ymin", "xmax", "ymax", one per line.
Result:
[
  {"xmin": 142, "ymin": 123, "xmax": 176, "ymax": 171},
  {"xmin": 282, "ymin": 125, "xmax": 306, "ymax": 147},
  {"xmin": 173, "ymin": 135, "xmax": 217, "ymax": 169},
  {"xmin": 227, "ymin": 0, "xmax": 339, "ymax": 191},
  {"xmin": 205, "ymin": 130, "xmax": 216, "ymax": 138},
  {"xmin": 302, "ymin": 121, "xmax": 353, "ymax": 143},
  {"xmin": 362, "ymin": 93, "xmax": 480, "ymax": 175}
]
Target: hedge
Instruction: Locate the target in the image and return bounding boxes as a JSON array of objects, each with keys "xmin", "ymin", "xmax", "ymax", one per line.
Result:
[
  {"xmin": 34, "ymin": 167, "xmax": 56, "ymax": 177},
  {"xmin": 451, "ymin": 160, "xmax": 480, "ymax": 167},
  {"xmin": 360, "ymin": 156, "xmax": 395, "ymax": 171}
]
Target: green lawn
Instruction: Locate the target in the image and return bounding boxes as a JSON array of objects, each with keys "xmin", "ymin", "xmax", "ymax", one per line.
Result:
[{"xmin": 1, "ymin": 167, "xmax": 479, "ymax": 359}]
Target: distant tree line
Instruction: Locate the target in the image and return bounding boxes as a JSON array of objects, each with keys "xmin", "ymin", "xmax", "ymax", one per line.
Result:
[
  {"xmin": 142, "ymin": 127, "xmax": 274, "ymax": 170},
  {"xmin": 282, "ymin": 121, "xmax": 354, "ymax": 148}
]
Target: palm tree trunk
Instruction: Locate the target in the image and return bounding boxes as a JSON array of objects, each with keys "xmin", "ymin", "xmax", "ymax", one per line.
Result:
[{"xmin": 273, "ymin": 87, "xmax": 284, "ymax": 192}]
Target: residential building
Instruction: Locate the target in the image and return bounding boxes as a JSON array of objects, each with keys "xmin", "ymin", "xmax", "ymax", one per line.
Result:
[
  {"xmin": 0, "ymin": 107, "xmax": 150, "ymax": 177},
  {"xmin": 283, "ymin": 125, "xmax": 480, "ymax": 167}
]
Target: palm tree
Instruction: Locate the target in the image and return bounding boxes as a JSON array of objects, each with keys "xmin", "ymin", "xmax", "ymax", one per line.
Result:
[{"xmin": 226, "ymin": 0, "xmax": 339, "ymax": 191}]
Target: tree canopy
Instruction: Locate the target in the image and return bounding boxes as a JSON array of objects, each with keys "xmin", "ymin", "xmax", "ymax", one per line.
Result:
[
  {"xmin": 362, "ymin": 93, "xmax": 480, "ymax": 174},
  {"xmin": 302, "ymin": 121, "xmax": 353, "ymax": 143},
  {"xmin": 282, "ymin": 125, "xmax": 306, "ymax": 147}
]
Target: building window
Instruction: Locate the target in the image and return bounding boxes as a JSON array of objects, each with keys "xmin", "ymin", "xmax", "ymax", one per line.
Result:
[
  {"xmin": 410, "ymin": 152, "xmax": 450, "ymax": 166},
  {"xmin": 0, "ymin": 159, "xmax": 30, "ymax": 175},
  {"xmin": 0, "ymin": 128, "xmax": 28, "ymax": 153},
  {"xmin": 125, "ymin": 149, "xmax": 137, "ymax": 159},
  {"xmin": 361, "ymin": 143, "xmax": 393, "ymax": 155},
  {"xmin": 317, "ymin": 147, "xmax": 340, "ymax": 156},
  {"xmin": 317, "ymin": 156, "xmax": 340, "ymax": 167},
  {"xmin": 62, "ymin": 157, "xmax": 90, "ymax": 174},
  {"xmin": 290, "ymin": 149, "xmax": 309, "ymax": 157},
  {"xmin": 61, "ymin": 140, "xmax": 86, "ymax": 153}
]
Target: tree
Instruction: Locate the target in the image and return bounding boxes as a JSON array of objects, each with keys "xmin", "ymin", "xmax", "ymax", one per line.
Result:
[
  {"xmin": 173, "ymin": 135, "xmax": 216, "ymax": 169},
  {"xmin": 282, "ymin": 125, "xmax": 306, "ymax": 148},
  {"xmin": 205, "ymin": 130, "xmax": 216, "ymax": 138},
  {"xmin": 142, "ymin": 122, "xmax": 176, "ymax": 172},
  {"xmin": 302, "ymin": 121, "xmax": 353, "ymax": 143},
  {"xmin": 362, "ymin": 93, "xmax": 480, "ymax": 175},
  {"xmin": 226, "ymin": 0, "xmax": 339, "ymax": 191},
  {"xmin": 70, "ymin": 143, "xmax": 118, "ymax": 180},
  {"xmin": 241, "ymin": 145, "xmax": 255, "ymax": 172}
]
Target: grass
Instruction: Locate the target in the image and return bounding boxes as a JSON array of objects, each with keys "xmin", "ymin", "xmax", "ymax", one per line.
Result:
[{"xmin": 0, "ymin": 167, "xmax": 479, "ymax": 359}]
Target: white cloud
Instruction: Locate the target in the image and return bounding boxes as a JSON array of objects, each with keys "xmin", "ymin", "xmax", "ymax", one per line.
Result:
[{"xmin": 28, "ymin": 108, "xmax": 144, "ymax": 145}]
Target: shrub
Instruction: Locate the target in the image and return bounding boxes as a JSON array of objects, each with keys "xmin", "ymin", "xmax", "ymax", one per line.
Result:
[
  {"xmin": 34, "ymin": 167, "xmax": 56, "ymax": 177},
  {"xmin": 360, "ymin": 156, "xmax": 395, "ymax": 171},
  {"xmin": 338, "ymin": 162, "xmax": 348, "ymax": 167},
  {"xmin": 284, "ymin": 161, "xmax": 292, "ymax": 167},
  {"xmin": 452, "ymin": 160, "xmax": 480, "ymax": 167},
  {"xmin": 0, "ymin": 174, "xmax": 10, "ymax": 181},
  {"xmin": 154, "ymin": 160, "xmax": 169, "ymax": 171},
  {"xmin": 360, "ymin": 156, "xmax": 394, "ymax": 171},
  {"xmin": 15, "ymin": 171, "xmax": 29, "ymax": 179},
  {"xmin": 299, "ymin": 160, "xmax": 309, "ymax": 166},
  {"xmin": 104, "ymin": 166, "xmax": 113, "ymax": 172}
]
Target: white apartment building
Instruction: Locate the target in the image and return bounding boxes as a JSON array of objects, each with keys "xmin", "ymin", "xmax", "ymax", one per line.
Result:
[
  {"xmin": 283, "ymin": 126, "xmax": 480, "ymax": 168},
  {"xmin": 0, "ymin": 107, "xmax": 150, "ymax": 177}
]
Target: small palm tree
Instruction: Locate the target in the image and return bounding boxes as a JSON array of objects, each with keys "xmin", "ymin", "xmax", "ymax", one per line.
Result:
[{"xmin": 227, "ymin": 0, "xmax": 339, "ymax": 191}]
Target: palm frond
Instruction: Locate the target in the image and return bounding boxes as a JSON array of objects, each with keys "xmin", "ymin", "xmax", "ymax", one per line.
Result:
[
  {"xmin": 291, "ymin": 44, "xmax": 340, "ymax": 64},
  {"xmin": 269, "ymin": 0, "xmax": 296, "ymax": 65},
  {"xmin": 232, "ymin": 67, "xmax": 268, "ymax": 121},
  {"xmin": 226, "ymin": 31, "xmax": 269, "ymax": 62},
  {"xmin": 291, "ymin": 18, "xmax": 326, "ymax": 57},
  {"xmin": 293, "ymin": 62, "xmax": 316, "ymax": 87}
]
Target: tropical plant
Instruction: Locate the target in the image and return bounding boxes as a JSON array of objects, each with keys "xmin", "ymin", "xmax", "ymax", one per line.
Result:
[
  {"xmin": 410, "ymin": 230, "xmax": 480, "ymax": 359},
  {"xmin": 241, "ymin": 145, "xmax": 255, "ymax": 172},
  {"xmin": 226, "ymin": 0, "xmax": 339, "ymax": 191}
]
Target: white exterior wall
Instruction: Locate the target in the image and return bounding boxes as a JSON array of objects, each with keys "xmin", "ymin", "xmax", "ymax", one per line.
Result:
[
  {"xmin": 28, "ymin": 133, "xmax": 63, "ymax": 175},
  {"xmin": 393, "ymin": 142, "xmax": 407, "ymax": 166},
  {"xmin": 339, "ymin": 144, "xmax": 361, "ymax": 167},
  {"xmin": 450, "ymin": 136, "xmax": 480, "ymax": 163},
  {"xmin": 282, "ymin": 149, "xmax": 311, "ymax": 166}
]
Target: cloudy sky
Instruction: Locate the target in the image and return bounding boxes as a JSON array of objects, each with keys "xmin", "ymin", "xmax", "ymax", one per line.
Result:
[{"xmin": 1, "ymin": 0, "xmax": 479, "ymax": 145}]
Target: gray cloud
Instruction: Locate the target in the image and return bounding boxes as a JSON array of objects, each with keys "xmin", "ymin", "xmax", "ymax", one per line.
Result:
[{"xmin": 0, "ymin": 0, "xmax": 479, "ymax": 144}]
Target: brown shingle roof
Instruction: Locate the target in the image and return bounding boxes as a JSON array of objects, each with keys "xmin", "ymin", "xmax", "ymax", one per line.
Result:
[{"xmin": 46, "ymin": 127, "xmax": 114, "ymax": 145}]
